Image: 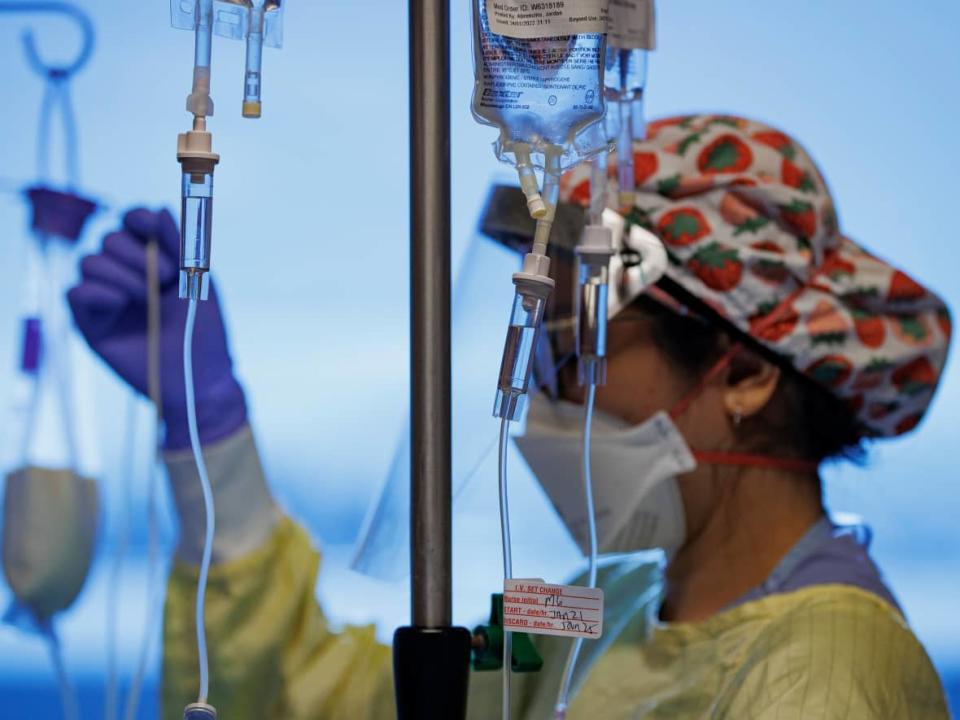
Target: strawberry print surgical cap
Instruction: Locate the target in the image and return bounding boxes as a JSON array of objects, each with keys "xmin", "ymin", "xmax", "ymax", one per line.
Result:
[{"xmin": 560, "ymin": 113, "xmax": 952, "ymax": 437}]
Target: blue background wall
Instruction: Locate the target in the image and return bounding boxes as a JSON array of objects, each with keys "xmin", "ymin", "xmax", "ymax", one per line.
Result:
[{"xmin": 0, "ymin": 0, "xmax": 957, "ymax": 716}]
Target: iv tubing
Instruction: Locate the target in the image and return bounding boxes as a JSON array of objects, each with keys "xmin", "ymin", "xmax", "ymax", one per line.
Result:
[
  {"xmin": 242, "ymin": 3, "xmax": 265, "ymax": 117},
  {"xmin": 589, "ymin": 154, "xmax": 607, "ymax": 226},
  {"xmin": 532, "ymin": 165, "xmax": 562, "ymax": 256},
  {"xmin": 513, "ymin": 144, "xmax": 546, "ymax": 219},
  {"xmin": 184, "ymin": 298, "xmax": 215, "ymax": 703},
  {"xmin": 554, "ymin": 383, "xmax": 599, "ymax": 718},
  {"xmin": 41, "ymin": 244, "xmax": 79, "ymax": 468},
  {"xmin": 617, "ymin": 50, "xmax": 635, "ymax": 205},
  {"xmin": 498, "ymin": 415, "xmax": 513, "ymax": 720},
  {"xmin": 47, "ymin": 626, "xmax": 80, "ymax": 720},
  {"xmin": 124, "ymin": 239, "xmax": 165, "ymax": 720},
  {"xmin": 187, "ymin": 0, "xmax": 214, "ymax": 118},
  {"xmin": 106, "ymin": 396, "xmax": 139, "ymax": 720}
]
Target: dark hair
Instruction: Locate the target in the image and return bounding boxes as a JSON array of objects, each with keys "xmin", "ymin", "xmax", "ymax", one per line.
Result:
[{"xmin": 633, "ymin": 294, "xmax": 869, "ymax": 464}]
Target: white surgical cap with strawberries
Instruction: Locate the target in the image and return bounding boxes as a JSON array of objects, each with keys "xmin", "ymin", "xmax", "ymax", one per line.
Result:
[{"xmin": 560, "ymin": 114, "xmax": 952, "ymax": 437}]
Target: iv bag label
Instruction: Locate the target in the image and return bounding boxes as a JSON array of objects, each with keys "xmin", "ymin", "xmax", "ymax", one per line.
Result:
[
  {"xmin": 486, "ymin": 0, "xmax": 609, "ymax": 39},
  {"xmin": 503, "ymin": 579, "xmax": 604, "ymax": 639},
  {"xmin": 608, "ymin": 0, "xmax": 656, "ymax": 49}
]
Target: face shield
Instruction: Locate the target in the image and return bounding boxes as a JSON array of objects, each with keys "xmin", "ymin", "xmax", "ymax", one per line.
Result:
[
  {"xmin": 350, "ymin": 187, "xmax": 587, "ymax": 583},
  {"xmin": 351, "ymin": 185, "xmax": 669, "ymax": 583}
]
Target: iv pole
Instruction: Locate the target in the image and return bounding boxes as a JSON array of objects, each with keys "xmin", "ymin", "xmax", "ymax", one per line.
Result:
[{"xmin": 394, "ymin": 0, "xmax": 471, "ymax": 717}]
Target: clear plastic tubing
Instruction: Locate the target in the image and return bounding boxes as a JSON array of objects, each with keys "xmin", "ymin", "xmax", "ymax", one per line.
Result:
[
  {"xmin": 125, "ymin": 239, "xmax": 165, "ymax": 720},
  {"xmin": 106, "ymin": 397, "xmax": 139, "ymax": 720},
  {"xmin": 497, "ymin": 415, "xmax": 513, "ymax": 720},
  {"xmin": 46, "ymin": 626, "xmax": 80, "ymax": 720},
  {"xmin": 532, "ymin": 156, "xmax": 562, "ymax": 256},
  {"xmin": 243, "ymin": 1, "xmax": 266, "ymax": 118},
  {"xmin": 605, "ymin": 48, "xmax": 648, "ymax": 203},
  {"xmin": 588, "ymin": 153, "xmax": 608, "ymax": 226},
  {"xmin": 183, "ymin": 298, "xmax": 216, "ymax": 704},
  {"xmin": 616, "ymin": 52, "xmax": 637, "ymax": 203},
  {"xmin": 187, "ymin": 0, "xmax": 214, "ymax": 118},
  {"xmin": 194, "ymin": 0, "xmax": 212, "ymax": 72},
  {"xmin": 554, "ymin": 383, "xmax": 599, "ymax": 719},
  {"xmin": 180, "ymin": 160, "xmax": 214, "ymax": 300}
]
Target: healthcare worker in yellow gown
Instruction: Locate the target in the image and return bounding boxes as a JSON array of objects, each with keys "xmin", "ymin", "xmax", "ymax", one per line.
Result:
[{"xmin": 69, "ymin": 114, "xmax": 953, "ymax": 719}]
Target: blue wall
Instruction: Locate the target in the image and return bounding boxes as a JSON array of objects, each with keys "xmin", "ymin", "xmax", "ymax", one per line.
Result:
[{"xmin": 0, "ymin": 0, "xmax": 957, "ymax": 716}]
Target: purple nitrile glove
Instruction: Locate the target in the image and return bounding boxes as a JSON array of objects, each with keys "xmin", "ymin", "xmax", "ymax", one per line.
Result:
[{"xmin": 68, "ymin": 207, "xmax": 247, "ymax": 451}]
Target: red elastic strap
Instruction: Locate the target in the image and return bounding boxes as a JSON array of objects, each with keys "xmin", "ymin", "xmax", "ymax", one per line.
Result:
[{"xmin": 692, "ymin": 450, "xmax": 819, "ymax": 474}]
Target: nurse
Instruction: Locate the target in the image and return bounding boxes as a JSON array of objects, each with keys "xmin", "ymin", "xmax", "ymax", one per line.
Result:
[{"xmin": 68, "ymin": 113, "xmax": 952, "ymax": 718}]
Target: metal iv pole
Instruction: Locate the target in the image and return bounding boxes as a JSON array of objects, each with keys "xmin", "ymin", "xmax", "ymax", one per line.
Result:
[{"xmin": 392, "ymin": 0, "xmax": 472, "ymax": 717}]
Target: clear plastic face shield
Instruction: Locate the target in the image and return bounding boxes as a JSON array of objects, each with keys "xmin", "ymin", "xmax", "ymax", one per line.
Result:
[
  {"xmin": 350, "ymin": 186, "xmax": 669, "ymax": 571},
  {"xmin": 351, "ymin": 185, "xmax": 674, "ymax": 718},
  {"xmin": 351, "ymin": 188, "xmax": 591, "ymax": 580}
]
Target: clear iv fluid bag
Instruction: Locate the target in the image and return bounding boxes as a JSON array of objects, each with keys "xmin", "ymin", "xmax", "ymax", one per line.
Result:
[
  {"xmin": 604, "ymin": 0, "xmax": 653, "ymax": 144},
  {"xmin": 471, "ymin": 0, "xmax": 608, "ymax": 170}
]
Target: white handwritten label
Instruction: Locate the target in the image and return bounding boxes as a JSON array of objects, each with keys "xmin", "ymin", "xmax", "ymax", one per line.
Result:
[
  {"xmin": 608, "ymin": 0, "xmax": 656, "ymax": 50},
  {"xmin": 503, "ymin": 579, "xmax": 604, "ymax": 639},
  {"xmin": 485, "ymin": 0, "xmax": 609, "ymax": 40}
]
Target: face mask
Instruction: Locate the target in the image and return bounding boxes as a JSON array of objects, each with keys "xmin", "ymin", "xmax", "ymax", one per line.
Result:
[
  {"xmin": 514, "ymin": 394, "xmax": 696, "ymax": 558},
  {"xmin": 2, "ymin": 466, "xmax": 99, "ymax": 622}
]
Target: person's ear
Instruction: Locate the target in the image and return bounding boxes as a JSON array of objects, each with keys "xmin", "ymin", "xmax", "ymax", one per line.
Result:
[{"xmin": 723, "ymin": 349, "xmax": 780, "ymax": 422}]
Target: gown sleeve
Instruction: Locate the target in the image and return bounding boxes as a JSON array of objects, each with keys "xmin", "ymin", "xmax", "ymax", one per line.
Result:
[{"xmin": 161, "ymin": 432, "xmax": 396, "ymax": 720}]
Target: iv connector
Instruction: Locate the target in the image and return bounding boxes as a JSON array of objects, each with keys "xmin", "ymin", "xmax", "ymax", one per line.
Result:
[
  {"xmin": 186, "ymin": 66, "xmax": 214, "ymax": 118},
  {"xmin": 513, "ymin": 144, "xmax": 546, "ymax": 219},
  {"xmin": 180, "ymin": 269, "xmax": 209, "ymax": 302},
  {"xmin": 177, "ymin": 127, "xmax": 219, "ymax": 302},
  {"xmin": 183, "ymin": 703, "xmax": 217, "ymax": 720},
  {"xmin": 177, "ymin": 125, "xmax": 220, "ymax": 173},
  {"xmin": 576, "ymin": 225, "xmax": 614, "ymax": 387}
]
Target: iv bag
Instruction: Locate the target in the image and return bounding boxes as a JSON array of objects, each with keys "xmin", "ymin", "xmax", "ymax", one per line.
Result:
[
  {"xmin": 471, "ymin": 0, "xmax": 610, "ymax": 171},
  {"xmin": 604, "ymin": 0, "xmax": 654, "ymax": 104},
  {"xmin": 607, "ymin": 0, "xmax": 656, "ymax": 51}
]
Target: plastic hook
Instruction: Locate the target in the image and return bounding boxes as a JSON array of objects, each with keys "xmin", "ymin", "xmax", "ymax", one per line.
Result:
[{"xmin": 0, "ymin": 2, "xmax": 95, "ymax": 79}]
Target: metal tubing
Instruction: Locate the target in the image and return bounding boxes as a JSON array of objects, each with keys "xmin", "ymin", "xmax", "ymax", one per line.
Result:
[{"xmin": 410, "ymin": 0, "xmax": 452, "ymax": 629}]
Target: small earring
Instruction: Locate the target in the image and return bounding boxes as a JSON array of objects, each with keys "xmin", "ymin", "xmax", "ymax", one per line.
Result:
[{"xmin": 733, "ymin": 406, "xmax": 743, "ymax": 427}]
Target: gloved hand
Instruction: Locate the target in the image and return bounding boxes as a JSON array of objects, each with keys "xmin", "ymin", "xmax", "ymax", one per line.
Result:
[{"xmin": 68, "ymin": 208, "xmax": 247, "ymax": 451}]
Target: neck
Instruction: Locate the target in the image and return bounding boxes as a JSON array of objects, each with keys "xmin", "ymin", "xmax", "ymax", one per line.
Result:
[{"xmin": 661, "ymin": 463, "xmax": 824, "ymax": 623}]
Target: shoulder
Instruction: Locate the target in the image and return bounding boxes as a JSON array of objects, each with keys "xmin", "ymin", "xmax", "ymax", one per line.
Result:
[
  {"xmin": 781, "ymin": 533, "xmax": 902, "ymax": 612},
  {"xmin": 719, "ymin": 586, "xmax": 949, "ymax": 719}
]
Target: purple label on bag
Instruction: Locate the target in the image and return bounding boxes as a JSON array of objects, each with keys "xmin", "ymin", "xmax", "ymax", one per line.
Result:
[{"xmin": 21, "ymin": 317, "xmax": 42, "ymax": 373}]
